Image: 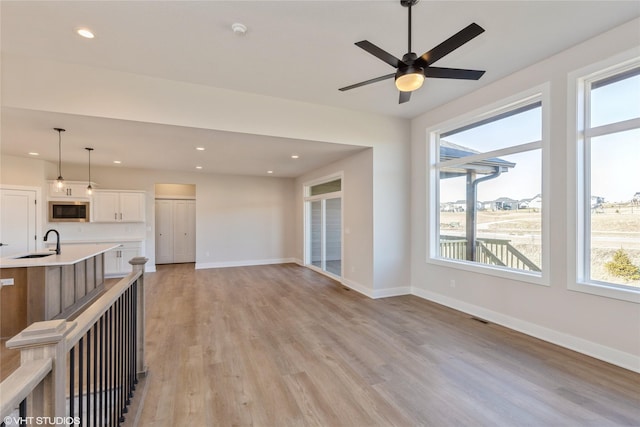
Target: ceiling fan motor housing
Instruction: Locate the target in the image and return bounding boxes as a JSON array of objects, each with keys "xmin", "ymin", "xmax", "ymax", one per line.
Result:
[{"xmin": 400, "ymin": 0, "xmax": 420, "ymax": 7}]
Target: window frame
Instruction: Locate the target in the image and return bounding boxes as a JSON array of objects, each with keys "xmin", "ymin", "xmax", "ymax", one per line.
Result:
[
  {"xmin": 427, "ymin": 84, "xmax": 551, "ymax": 286},
  {"xmin": 568, "ymin": 49, "xmax": 640, "ymax": 303}
]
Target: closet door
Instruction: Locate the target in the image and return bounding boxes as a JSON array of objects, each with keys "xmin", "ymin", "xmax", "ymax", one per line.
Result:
[
  {"xmin": 173, "ymin": 200, "xmax": 196, "ymax": 263},
  {"xmin": 155, "ymin": 200, "xmax": 174, "ymax": 264}
]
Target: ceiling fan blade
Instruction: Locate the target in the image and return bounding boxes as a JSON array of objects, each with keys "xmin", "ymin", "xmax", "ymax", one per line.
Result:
[
  {"xmin": 339, "ymin": 73, "xmax": 395, "ymax": 91},
  {"xmin": 424, "ymin": 67, "xmax": 485, "ymax": 80},
  {"xmin": 355, "ymin": 40, "xmax": 405, "ymax": 69},
  {"xmin": 415, "ymin": 23, "xmax": 485, "ymax": 67},
  {"xmin": 399, "ymin": 91, "xmax": 411, "ymax": 104}
]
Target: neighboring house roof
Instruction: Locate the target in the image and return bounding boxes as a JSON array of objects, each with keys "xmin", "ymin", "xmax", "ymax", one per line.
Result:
[{"xmin": 493, "ymin": 197, "xmax": 519, "ymax": 204}]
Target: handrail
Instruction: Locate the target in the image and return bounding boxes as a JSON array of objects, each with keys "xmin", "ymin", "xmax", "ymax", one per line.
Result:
[
  {"xmin": 440, "ymin": 234, "xmax": 540, "ymax": 272},
  {"xmin": 65, "ymin": 270, "xmax": 141, "ymax": 347},
  {"xmin": 504, "ymin": 241, "xmax": 541, "ymax": 271},
  {"xmin": 0, "ymin": 358, "xmax": 52, "ymax": 419},
  {"xmin": 1, "ymin": 257, "xmax": 148, "ymax": 424},
  {"xmin": 476, "ymin": 242, "xmax": 506, "ymax": 267}
]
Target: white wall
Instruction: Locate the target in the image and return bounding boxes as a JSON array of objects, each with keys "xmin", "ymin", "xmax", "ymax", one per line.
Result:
[
  {"xmin": 155, "ymin": 183, "xmax": 196, "ymax": 199},
  {"xmin": 1, "ymin": 157, "xmax": 297, "ymax": 269},
  {"xmin": 410, "ymin": 18, "xmax": 640, "ymax": 371}
]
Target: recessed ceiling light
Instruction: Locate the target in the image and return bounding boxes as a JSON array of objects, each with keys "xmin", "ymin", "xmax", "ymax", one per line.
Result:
[
  {"xmin": 113, "ymin": 160, "xmax": 121, "ymax": 164},
  {"xmin": 291, "ymin": 154, "xmax": 299, "ymax": 159},
  {"xmin": 196, "ymin": 147, "xmax": 205, "ymax": 151},
  {"xmin": 76, "ymin": 28, "xmax": 95, "ymax": 39},
  {"xmin": 28, "ymin": 152, "xmax": 39, "ymax": 156},
  {"xmin": 267, "ymin": 170, "xmax": 274, "ymax": 174},
  {"xmin": 196, "ymin": 166, "xmax": 203, "ymax": 169}
]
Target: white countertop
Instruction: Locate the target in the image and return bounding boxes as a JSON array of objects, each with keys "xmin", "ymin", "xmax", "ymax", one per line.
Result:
[{"xmin": 0, "ymin": 243, "xmax": 120, "ymax": 268}]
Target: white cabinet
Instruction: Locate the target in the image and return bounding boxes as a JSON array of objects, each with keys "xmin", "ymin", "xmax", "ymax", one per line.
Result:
[
  {"xmin": 155, "ymin": 199, "xmax": 196, "ymax": 264},
  {"xmin": 93, "ymin": 191, "xmax": 145, "ymax": 222},
  {"xmin": 104, "ymin": 241, "xmax": 142, "ymax": 276},
  {"xmin": 48, "ymin": 181, "xmax": 92, "ymax": 199}
]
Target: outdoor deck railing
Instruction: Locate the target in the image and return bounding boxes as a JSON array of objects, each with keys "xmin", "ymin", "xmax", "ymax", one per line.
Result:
[
  {"xmin": 0, "ymin": 257, "xmax": 147, "ymax": 427},
  {"xmin": 440, "ymin": 235, "xmax": 541, "ymax": 272}
]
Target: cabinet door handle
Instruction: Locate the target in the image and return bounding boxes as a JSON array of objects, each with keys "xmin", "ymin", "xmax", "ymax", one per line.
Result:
[
  {"xmin": 114, "ymin": 213, "xmax": 117, "ymax": 220},
  {"xmin": 120, "ymin": 213, "xmax": 123, "ymax": 220}
]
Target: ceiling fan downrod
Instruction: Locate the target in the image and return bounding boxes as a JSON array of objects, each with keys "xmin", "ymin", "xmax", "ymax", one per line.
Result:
[{"xmin": 405, "ymin": 0, "xmax": 416, "ymax": 53}]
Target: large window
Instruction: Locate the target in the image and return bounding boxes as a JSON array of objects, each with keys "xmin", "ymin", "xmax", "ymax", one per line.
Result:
[
  {"xmin": 576, "ymin": 60, "xmax": 640, "ymax": 296},
  {"xmin": 430, "ymin": 92, "xmax": 546, "ymax": 280}
]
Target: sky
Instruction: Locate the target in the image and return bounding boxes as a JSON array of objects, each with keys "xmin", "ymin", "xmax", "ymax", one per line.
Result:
[{"xmin": 590, "ymin": 73, "xmax": 640, "ymax": 202}]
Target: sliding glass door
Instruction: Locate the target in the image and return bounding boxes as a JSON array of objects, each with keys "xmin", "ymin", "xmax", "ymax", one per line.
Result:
[{"xmin": 305, "ymin": 177, "xmax": 342, "ymax": 278}]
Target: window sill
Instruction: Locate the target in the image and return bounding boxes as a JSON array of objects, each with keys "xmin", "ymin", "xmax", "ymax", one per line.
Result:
[
  {"xmin": 426, "ymin": 257, "xmax": 547, "ymax": 287},
  {"xmin": 569, "ymin": 280, "xmax": 640, "ymax": 304}
]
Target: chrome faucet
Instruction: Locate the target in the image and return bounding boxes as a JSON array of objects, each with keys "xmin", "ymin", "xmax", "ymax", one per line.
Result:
[{"xmin": 44, "ymin": 229, "xmax": 61, "ymax": 255}]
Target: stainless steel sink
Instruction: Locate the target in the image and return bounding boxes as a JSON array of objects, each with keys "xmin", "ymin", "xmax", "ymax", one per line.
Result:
[{"xmin": 15, "ymin": 253, "xmax": 55, "ymax": 259}]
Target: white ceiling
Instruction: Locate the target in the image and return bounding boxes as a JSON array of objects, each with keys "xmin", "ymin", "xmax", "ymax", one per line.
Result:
[{"xmin": 1, "ymin": 1, "xmax": 639, "ymax": 176}]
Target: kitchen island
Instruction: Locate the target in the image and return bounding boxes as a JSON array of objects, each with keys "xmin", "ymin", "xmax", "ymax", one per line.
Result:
[{"xmin": 0, "ymin": 243, "xmax": 118, "ymax": 338}]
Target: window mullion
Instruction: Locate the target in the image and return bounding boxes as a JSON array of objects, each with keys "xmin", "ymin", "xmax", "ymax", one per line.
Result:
[{"xmin": 584, "ymin": 117, "xmax": 640, "ymax": 138}]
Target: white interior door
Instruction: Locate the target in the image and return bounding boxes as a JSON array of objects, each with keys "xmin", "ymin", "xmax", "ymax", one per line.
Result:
[
  {"xmin": 155, "ymin": 200, "xmax": 174, "ymax": 264},
  {"xmin": 155, "ymin": 199, "xmax": 196, "ymax": 264},
  {"xmin": 173, "ymin": 200, "xmax": 196, "ymax": 263},
  {"xmin": 0, "ymin": 188, "xmax": 37, "ymax": 257}
]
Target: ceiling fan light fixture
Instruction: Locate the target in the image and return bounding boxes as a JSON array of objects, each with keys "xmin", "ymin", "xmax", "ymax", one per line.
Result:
[{"xmin": 395, "ymin": 67, "xmax": 425, "ymax": 92}]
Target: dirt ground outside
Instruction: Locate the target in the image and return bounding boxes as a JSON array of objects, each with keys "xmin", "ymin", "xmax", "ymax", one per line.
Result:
[{"xmin": 439, "ymin": 204, "xmax": 640, "ymax": 287}]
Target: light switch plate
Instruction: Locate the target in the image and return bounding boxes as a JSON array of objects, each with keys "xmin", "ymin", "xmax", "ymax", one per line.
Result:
[{"xmin": 1, "ymin": 278, "xmax": 15, "ymax": 286}]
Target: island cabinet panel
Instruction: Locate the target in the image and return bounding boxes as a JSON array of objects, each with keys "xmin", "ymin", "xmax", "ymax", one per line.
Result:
[
  {"xmin": 26, "ymin": 267, "xmax": 45, "ymax": 325},
  {"xmin": 45, "ymin": 266, "xmax": 63, "ymax": 319},
  {"xmin": 75, "ymin": 261, "xmax": 86, "ymax": 300},
  {"xmin": 0, "ymin": 268, "xmax": 28, "ymax": 338},
  {"xmin": 95, "ymin": 254, "xmax": 104, "ymax": 288},
  {"xmin": 85, "ymin": 257, "xmax": 96, "ymax": 293}
]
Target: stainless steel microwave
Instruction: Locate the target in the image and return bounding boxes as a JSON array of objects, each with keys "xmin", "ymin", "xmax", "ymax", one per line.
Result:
[{"xmin": 49, "ymin": 201, "xmax": 90, "ymax": 222}]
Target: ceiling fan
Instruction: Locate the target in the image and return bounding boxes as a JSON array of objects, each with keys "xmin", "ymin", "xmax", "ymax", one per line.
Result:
[{"xmin": 339, "ymin": 0, "xmax": 486, "ymax": 104}]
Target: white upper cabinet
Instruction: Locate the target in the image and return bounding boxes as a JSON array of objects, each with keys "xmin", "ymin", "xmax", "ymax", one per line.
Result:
[
  {"xmin": 93, "ymin": 190, "xmax": 145, "ymax": 222},
  {"xmin": 48, "ymin": 181, "xmax": 93, "ymax": 199}
]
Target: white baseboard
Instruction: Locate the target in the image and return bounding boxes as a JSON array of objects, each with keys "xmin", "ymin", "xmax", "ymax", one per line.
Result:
[
  {"xmin": 411, "ymin": 287, "xmax": 640, "ymax": 373},
  {"xmin": 195, "ymin": 258, "xmax": 297, "ymax": 270},
  {"xmin": 372, "ymin": 286, "xmax": 411, "ymax": 299},
  {"xmin": 341, "ymin": 278, "xmax": 375, "ymax": 298}
]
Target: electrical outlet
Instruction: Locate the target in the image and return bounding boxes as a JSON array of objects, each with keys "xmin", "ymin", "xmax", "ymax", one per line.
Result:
[
  {"xmin": 1, "ymin": 278, "xmax": 15, "ymax": 286},
  {"xmin": 450, "ymin": 279, "xmax": 456, "ymax": 288}
]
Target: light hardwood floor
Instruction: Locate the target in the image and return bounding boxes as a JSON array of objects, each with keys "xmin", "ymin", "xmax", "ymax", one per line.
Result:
[{"xmin": 125, "ymin": 263, "xmax": 640, "ymax": 426}]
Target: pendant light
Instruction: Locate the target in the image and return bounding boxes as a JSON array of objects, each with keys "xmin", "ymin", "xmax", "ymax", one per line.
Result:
[
  {"xmin": 85, "ymin": 147, "xmax": 94, "ymax": 195},
  {"xmin": 54, "ymin": 128, "xmax": 66, "ymax": 189}
]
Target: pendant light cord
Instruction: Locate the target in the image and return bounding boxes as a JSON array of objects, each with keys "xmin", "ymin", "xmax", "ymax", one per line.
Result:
[
  {"xmin": 54, "ymin": 128, "xmax": 65, "ymax": 180},
  {"xmin": 58, "ymin": 130, "xmax": 62, "ymax": 177}
]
